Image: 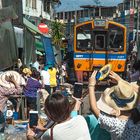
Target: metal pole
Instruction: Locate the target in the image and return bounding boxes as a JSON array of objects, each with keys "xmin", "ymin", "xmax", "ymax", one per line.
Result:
[
  {"xmin": 136, "ymin": 1, "xmax": 140, "ymax": 44},
  {"xmin": 136, "ymin": 0, "xmax": 140, "ymax": 60},
  {"xmin": 99, "ymin": 7, "xmax": 101, "ymax": 18},
  {"xmin": 75, "ymin": 10, "xmax": 77, "ymax": 25}
]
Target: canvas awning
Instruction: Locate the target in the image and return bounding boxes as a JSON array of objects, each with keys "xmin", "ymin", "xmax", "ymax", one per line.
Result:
[
  {"xmin": 23, "ymin": 18, "xmax": 51, "ymax": 38},
  {"xmin": 0, "ymin": 6, "xmax": 18, "ymax": 70},
  {"xmin": 35, "ymin": 41, "xmax": 44, "ymax": 51},
  {"xmin": 23, "ymin": 18, "xmax": 52, "ymax": 65}
]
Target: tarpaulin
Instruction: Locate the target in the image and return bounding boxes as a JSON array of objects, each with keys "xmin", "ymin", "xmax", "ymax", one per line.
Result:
[
  {"xmin": 23, "ymin": 28, "xmax": 36, "ymax": 66},
  {"xmin": 35, "ymin": 41, "xmax": 44, "ymax": 51},
  {"xmin": 23, "ymin": 18, "xmax": 51, "ymax": 66},
  {"xmin": 52, "ymin": 44, "xmax": 62, "ymax": 66},
  {"xmin": 0, "ymin": 6, "xmax": 18, "ymax": 70},
  {"xmin": 14, "ymin": 27, "xmax": 23, "ymax": 48},
  {"xmin": 41, "ymin": 36, "xmax": 55, "ymax": 66}
]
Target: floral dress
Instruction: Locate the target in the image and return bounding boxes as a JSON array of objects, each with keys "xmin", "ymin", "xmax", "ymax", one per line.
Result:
[{"xmin": 98, "ymin": 112, "xmax": 140, "ymax": 140}]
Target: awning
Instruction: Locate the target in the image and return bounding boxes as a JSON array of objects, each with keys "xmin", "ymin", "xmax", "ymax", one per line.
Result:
[
  {"xmin": 35, "ymin": 41, "xmax": 44, "ymax": 51},
  {"xmin": 0, "ymin": 6, "xmax": 18, "ymax": 70},
  {"xmin": 23, "ymin": 18, "xmax": 51, "ymax": 38}
]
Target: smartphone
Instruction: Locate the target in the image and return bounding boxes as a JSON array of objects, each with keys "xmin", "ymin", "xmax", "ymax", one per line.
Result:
[
  {"xmin": 35, "ymin": 119, "xmax": 55, "ymax": 139},
  {"xmin": 96, "ymin": 71, "xmax": 101, "ymax": 80},
  {"xmin": 73, "ymin": 82, "xmax": 83, "ymax": 98},
  {"xmin": 137, "ymin": 80, "xmax": 140, "ymax": 86},
  {"xmin": 29, "ymin": 111, "xmax": 38, "ymax": 128}
]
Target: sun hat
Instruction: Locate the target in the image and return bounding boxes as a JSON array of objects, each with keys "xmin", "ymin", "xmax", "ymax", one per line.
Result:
[
  {"xmin": 0, "ymin": 71, "xmax": 26, "ymax": 88},
  {"xmin": 97, "ymin": 80, "xmax": 138, "ymax": 114}
]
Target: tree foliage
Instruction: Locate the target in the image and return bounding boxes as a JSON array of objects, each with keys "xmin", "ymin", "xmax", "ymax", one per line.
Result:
[{"xmin": 50, "ymin": 20, "xmax": 65, "ymax": 47}]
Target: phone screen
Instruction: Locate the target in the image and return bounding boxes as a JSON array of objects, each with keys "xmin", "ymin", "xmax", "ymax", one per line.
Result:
[
  {"xmin": 35, "ymin": 119, "xmax": 55, "ymax": 139},
  {"xmin": 29, "ymin": 111, "xmax": 38, "ymax": 128},
  {"xmin": 73, "ymin": 82, "xmax": 83, "ymax": 98},
  {"xmin": 96, "ymin": 71, "xmax": 101, "ymax": 80}
]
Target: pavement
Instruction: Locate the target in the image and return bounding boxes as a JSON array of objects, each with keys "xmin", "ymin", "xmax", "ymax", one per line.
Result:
[{"xmin": 80, "ymin": 86, "xmax": 107, "ymax": 116}]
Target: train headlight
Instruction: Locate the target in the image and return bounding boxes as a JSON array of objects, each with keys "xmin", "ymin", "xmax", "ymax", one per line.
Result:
[{"xmin": 118, "ymin": 64, "xmax": 122, "ymax": 69}]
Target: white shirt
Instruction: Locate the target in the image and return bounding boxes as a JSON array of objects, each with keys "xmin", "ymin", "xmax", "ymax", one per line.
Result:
[
  {"xmin": 132, "ymin": 44, "xmax": 137, "ymax": 52},
  {"xmin": 41, "ymin": 115, "xmax": 91, "ymax": 140},
  {"xmin": 41, "ymin": 70, "xmax": 50, "ymax": 85},
  {"xmin": 32, "ymin": 61, "xmax": 40, "ymax": 71},
  {"xmin": 62, "ymin": 65, "xmax": 66, "ymax": 76}
]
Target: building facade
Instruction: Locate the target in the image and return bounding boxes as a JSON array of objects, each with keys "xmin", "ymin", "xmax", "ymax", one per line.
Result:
[
  {"xmin": 56, "ymin": 6, "xmax": 116, "ymax": 24},
  {"xmin": 22, "ymin": 0, "xmax": 53, "ymax": 25},
  {"xmin": 114, "ymin": 0, "xmax": 140, "ymax": 41}
]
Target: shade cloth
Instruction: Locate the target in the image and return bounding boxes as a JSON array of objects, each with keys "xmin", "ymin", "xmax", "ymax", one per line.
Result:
[{"xmin": 0, "ymin": 6, "xmax": 18, "ymax": 70}]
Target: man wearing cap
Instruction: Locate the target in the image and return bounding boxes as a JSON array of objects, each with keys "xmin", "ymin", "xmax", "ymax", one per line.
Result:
[{"xmin": 88, "ymin": 71, "xmax": 140, "ymax": 140}]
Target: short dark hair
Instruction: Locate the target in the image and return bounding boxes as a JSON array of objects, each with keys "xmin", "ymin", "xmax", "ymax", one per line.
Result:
[
  {"xmin": 44, "ymin": 93, "xmax": 73, "ymax": 123},
  {"xmin": 32, "ymin": 70, "xmax": 40, "ymax": 79},
  {"xmin": 30, "ymin": 67, "xmax": 37, "ymax": 72}
]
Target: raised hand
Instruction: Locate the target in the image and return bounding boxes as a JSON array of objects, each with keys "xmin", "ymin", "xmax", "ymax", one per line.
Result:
[
  {"xmin": 5, "ymin": 75, "xmax": 16, "ymax": 83},
  {"xmin": 109, "ymin": 71, "xmax": 122, "ymax": 82},
  {"xmin": 89, "ymin": 70, "xmax": 98, "ymax": 87},
  {"xmin": 9, "ymin": 75, "xmax": 16, "ymax": 82},
  {"xmin": 27, "ymin": 124, "xmax": 35, "ymax": 137},
  {"xmin": 72, "ymin": 96, "xmax": 82, "ymax": 111},
  {"xmin": 5, "ymin": 75, "xmax": 19, "ymax": 88}
]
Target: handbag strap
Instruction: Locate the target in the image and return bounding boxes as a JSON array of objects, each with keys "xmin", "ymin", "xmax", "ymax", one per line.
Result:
[{"xmin": 50, "ymin": 127, "xmax": 53, "ymax": 140}]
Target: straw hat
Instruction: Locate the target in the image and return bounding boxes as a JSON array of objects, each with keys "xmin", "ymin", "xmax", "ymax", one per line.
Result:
[
  {"xmin": 97, "ymin": 80, "xmax": 138, "ymax": 114},
  {"xmin": 0, "ymin": 71, "xmax": 26, "ymax": 88}
]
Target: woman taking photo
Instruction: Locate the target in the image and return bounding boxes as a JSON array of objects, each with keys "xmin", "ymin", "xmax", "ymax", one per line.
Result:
[
  {"xmin": 88, "ymin": 71, "xmax": 140, "ymax": 140},
  {"xmin": 27, "ymin": 92, "xmax": 91, "ymax": 140}
]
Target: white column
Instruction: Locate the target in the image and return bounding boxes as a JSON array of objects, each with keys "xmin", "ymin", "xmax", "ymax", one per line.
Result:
[
  {"xmin": 63, "ymin": 11, "xmax": 65, "ymax": 21},
  {"xmin": 0, "ymin": 0, "xmax": 2, "ymax": 9},
  {"xmin": 75, "ymin": 10, "xmax": 77, "ymax": 24},
  {"xmin": 99, "ymin": 7, "xmax": 101, "ymax": 18}
]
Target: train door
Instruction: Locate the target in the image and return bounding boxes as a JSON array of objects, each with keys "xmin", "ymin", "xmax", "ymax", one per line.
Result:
[{"xmin": 92, "ymin": 30, "xmax": 109, "ymax": 68}]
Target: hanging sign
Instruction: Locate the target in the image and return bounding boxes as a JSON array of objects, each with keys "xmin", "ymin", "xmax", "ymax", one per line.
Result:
[{"xmin": 38, "ymin": 23, "xmax": 49, "ymax": 34}]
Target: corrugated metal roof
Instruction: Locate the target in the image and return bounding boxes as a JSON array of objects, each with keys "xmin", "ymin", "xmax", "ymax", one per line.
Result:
[{"xmin": 55, "ymin": 0, "xmax": 123, "ymax": 12}]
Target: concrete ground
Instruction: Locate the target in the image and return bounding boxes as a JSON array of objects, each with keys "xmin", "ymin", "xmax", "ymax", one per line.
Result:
[{"xmin": 80, "ymin": 86, "xmax": 107, "ymax": 116}]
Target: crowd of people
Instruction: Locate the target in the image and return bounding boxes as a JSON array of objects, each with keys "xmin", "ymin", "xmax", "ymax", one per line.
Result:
[
  {"xmin": 127, "ymin": 40, "xmax": 140, "ymax": 83},
  {"xmin": 0, "ymin": 51, "xmax": 140, "ymax": 140},
  {"xmin": 0, "ymin": 54, "xmax": 68, "ymax": 132},
  {"xmin": 25, "ymin": 69, "xmax": 140, "ymax": 140}
]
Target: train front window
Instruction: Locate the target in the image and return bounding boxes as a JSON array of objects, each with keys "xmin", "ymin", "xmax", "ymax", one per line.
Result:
[
  {"xmin": 76, "ymin": 23, "xmax": 92, "ymax": 51},
  {"xmin": 95, "ymin": 35, "xmax": 105, "ymax": 49},
  {"xmin": 108, "ymin": 24, "xmax": 124, "ymax": 51},
  {"xmin": 93, "ymin": 31, "xmax": 106, "ymax": 50}
]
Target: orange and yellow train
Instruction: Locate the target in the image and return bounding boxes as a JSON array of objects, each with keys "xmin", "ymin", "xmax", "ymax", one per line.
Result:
[{"xmin": 73, "ymin": 19, "xmax": 127, "ymax": 82}]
